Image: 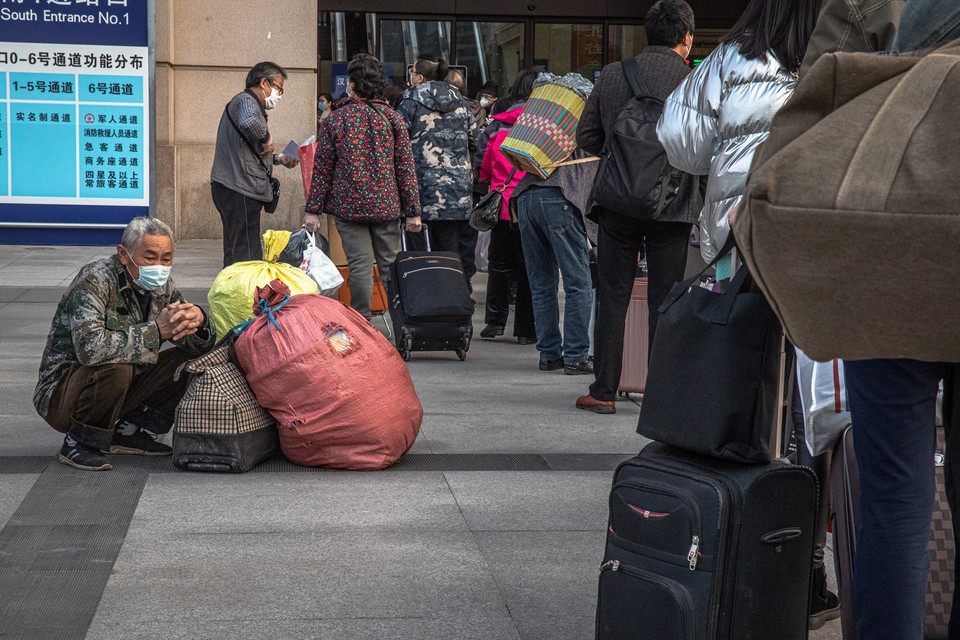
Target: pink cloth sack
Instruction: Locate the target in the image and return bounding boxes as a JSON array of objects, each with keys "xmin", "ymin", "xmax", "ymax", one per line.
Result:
[{"xmin": 235, "ymin": 280, "xmax": 422, "ymax": 470}]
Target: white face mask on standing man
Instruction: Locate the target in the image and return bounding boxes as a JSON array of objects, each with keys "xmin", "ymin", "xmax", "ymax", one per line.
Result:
[{"xmin": 262, "ymin": 78, "xmax": 282, "ymax": 110}]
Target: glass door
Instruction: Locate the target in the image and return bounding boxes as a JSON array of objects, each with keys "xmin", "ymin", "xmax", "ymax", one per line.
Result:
[
  {"xmin": 379, "ymin": 19, "xmax": 453, "ymax": 90},
  {"xmin": 455, "ymin": 21, "xmax": 525, "ymax": 100}
]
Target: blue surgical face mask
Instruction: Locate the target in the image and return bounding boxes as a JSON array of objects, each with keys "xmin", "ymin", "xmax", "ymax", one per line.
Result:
[
  {"xmin": 128, "ymin": 256, "xmax": 171, "ymax": 291},
  {"xmin": 318, "ymin": 101, "xmax": 327, "ymax": 110}
]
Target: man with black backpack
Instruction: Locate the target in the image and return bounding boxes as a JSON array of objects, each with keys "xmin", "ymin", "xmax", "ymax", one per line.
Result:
[{"xmin": 575, "ymin": 0, "xmax": 702, "ymax": 414}]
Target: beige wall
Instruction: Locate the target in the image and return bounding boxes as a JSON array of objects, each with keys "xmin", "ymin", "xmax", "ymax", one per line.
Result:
[{"xmin": 155, "ymin": 0, "xmax": 318, "ymax": 240}]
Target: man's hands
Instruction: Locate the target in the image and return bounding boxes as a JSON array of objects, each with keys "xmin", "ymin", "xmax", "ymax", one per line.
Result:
[
  {"xmin": 156, "ymin": 302, "xmax": 204, "ymax": 341},
  {"xmin": 405, "ymin": 215, "xmax": 422, "ymax": 233},
  {"xmin": 277, "ymin": 153, "xmax": 298, "ymax": 168},
  {"xmin": 259, "ymin": 135, "xmax": 275, "ymax": 158}
]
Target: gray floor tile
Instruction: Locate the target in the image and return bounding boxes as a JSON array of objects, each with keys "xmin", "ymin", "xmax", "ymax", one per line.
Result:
[
  {"xmin": 90, "ymin": 532, "xmax": 511, "ymax": 631},
  {"xmin": 444, "ymin": 471, "xmax": 611, "ymax": 532},
  {"xmin": 475, "ymin": 531, "xmax": 607, "ymax": 640},
  {"xmin": 0, "ymin": 475, "xmax": 38, "ymax": 529},
  {"xmin": 128, "ymin": 472, "xmax": 468, "ymax": 535},
  {"xmin": 87, "ymin": 611, "xmax": 521, "ymax": 640},
  {"xmin": 0, "ymin": 414, "xmax": 62, "ymax": 458}
]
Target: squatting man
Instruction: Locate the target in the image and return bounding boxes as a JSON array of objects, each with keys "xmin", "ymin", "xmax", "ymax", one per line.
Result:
[{"xmin": 33, "ymin": 217, "xmax": 216, "ymax": 471}]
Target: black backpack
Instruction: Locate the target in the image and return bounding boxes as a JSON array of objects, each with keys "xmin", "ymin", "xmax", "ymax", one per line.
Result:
[{"xmin": 590, "ymin": 57, "xmax": 685, "ymax": 220}]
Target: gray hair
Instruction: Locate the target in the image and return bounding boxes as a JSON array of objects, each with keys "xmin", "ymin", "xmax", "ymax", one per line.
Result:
[
  {"xmin": 246, "ymin": 61, "xmax": 288, "ymax": 88},
  {"xmin": 121, "ymin": 217, "xmax": 173, "ymax": 251}
]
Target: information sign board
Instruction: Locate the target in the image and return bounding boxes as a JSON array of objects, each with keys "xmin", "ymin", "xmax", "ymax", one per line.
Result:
[{"xmin": 0, "ymin": 0, "xmax": 150, "ymax": 245}]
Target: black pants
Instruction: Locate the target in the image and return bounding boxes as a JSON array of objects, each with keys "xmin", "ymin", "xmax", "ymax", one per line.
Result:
[
  {"xmin": 589, "ymin": 208, "xmax": 691, "ymax": 401},
  {"xmin": 45, "ymin": 349, "xmax": 193, "ymax": 451},
  {"xmin": 459, "ymin": 222, "xmax": 479, "ymax": 288},
  {"xmin": 485, "ymin": 218, "xmax": 536, "ymax": 339},
  {"xmin": 211, "ymin": 181, "xmax": 266, "ymax": 268},
  {"xmin": 405, "ymin": 220, "xmax": 467, "ymax": 254}
]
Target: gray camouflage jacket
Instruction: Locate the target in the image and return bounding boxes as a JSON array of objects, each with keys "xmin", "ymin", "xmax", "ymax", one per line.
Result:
[
  {"xmin": 34, "ymin": 254, "xmax": 216, "ymax": 418},
  {"xmin": 396, "ymin": 80, "xmax": 474, "ymax": 221}
]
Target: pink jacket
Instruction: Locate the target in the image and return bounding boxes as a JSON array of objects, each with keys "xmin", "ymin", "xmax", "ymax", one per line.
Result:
[{"xmin": 478, "ymin": 105, "xmax": 527, "ymax": 220}]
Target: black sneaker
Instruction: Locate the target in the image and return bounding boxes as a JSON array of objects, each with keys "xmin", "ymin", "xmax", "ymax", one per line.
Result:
[
  {"xmin": 110, "ymin": 429, "xmax": 172, "ymax": 456},
  {"xmin": 808, "ymin": 565, "xmax": 841, "ymax": 630},
  {"xmin": 539, "ymin": 357, "xmax": 564, "ymax": 371},
  {"xmin": 565, "ymin": 359, "xmax": 595, "ymax": 375},
  {"xmin": 58, "ymin": 437, "xmax": 112, "ymax": 471},
  {"xmin": 480, "ymin": 324, "xmax": 505, "ymax": 339}
]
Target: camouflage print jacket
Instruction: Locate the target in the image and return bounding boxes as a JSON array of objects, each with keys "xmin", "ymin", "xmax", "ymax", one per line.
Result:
[
  {"xmin": 396, "ymin": 80, "xmax": 475, "ymax": 221},
  {"xmin": 33, "ymin": 254, "xmax": 216, "ymax": 418}
]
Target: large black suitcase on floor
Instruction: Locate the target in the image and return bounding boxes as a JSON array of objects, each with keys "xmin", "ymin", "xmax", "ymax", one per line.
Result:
[
  {"xmin": 596, "ymin": 442, "xmax": 818, "ymax": 640},
  {"xmin": 387, "ymin": 226, "xmax": 474, "ymax": 361},
  {"xmin": 830, "ymin": 425, "xmax": 955, "ymax": 639}
]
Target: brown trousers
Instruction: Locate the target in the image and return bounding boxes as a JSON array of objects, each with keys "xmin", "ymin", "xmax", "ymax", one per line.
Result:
[{"xmin": 44, "ymin": 349, "xmax": 192, "ymax": 450}]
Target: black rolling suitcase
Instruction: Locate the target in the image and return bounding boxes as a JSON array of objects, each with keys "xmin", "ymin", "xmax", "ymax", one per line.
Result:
[
  {"xmin": 830, "ymin": 424, "xmax": 955, "ymax": 639},
  {"xmin": 387, "ymin": 225, "xmax": 474, "ymax": 361},
  {"xmin": 596, "ymin": 442, "xmax": 818, "ymax": 640}
]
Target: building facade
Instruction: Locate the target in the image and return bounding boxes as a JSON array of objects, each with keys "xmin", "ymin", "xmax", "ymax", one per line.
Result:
[{"xmin": 2, "ymin": 0, "xmax": 744, "ymax": 243}]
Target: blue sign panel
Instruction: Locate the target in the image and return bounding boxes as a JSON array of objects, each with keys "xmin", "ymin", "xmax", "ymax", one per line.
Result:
[
  {"xmin": 0, "ymin": 0, "xmax": 149, "ymax": 47},
  {"xmin": 0, "ymin": 0, "xmax": 150, "ymax": 245}
]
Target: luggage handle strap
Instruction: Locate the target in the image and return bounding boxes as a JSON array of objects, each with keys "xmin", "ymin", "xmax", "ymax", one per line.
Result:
[
  {"xmin": 539, "ymin": 156, "xmax": 600, "ymax": 169},
  {"xmin": 836, "ymin": 54, "xmax": 960, "ymax": 211}
]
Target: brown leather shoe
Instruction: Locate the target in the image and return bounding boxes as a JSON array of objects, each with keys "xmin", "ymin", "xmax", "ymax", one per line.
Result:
[{"xmin": 576, "ymin": 394, "xmax": 616, "ymax": 414}]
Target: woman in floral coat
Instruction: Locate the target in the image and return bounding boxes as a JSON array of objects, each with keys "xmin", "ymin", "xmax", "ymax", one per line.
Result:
[{"xmin": 304, "ymin": 55, "xmax": 421, "ymax": 320}]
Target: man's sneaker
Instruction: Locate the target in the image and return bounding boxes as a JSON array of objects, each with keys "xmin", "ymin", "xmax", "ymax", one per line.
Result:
[
  {"xmin": 58, "ymin": 438, "xmax": 112, "ymax": 471},
  {"xmin": 110, "ymin": 429, "xmax": 172, "ymax": 456},
  {"xmin": 539, "ymin": 357, "xmax": 564, "ymax": 371},
  {"xmin": 565, "ymin": 359, "xmax": 594, "ymax": 375}
]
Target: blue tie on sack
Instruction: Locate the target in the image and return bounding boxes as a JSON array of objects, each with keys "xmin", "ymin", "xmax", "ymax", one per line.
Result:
[{"xmin": 232, "ymin": 294, "xmax": 291, "ymax": 335}]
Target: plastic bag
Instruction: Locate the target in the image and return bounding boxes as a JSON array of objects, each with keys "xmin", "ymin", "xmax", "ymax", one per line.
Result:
[
  {"xmin": 475, "ymin": 230, "xmax": 490, "ymax": 273},
  {"xmin": 207, "ymin": 230, "xmax": 318, "ymax": 339},
  {"xmin": 532, "ymin": 72, "xmax": 594, "ymax": 98},
  {"xmin": 235, "ymin": 280, "xmax": 422, "ymax": 470},
  {"xmin": 298, "ymin": 136, "xmax": 317, "ymax": 200},
  {"xmin": 301, "ymin": 231, "xmax": 343, "ymax": 297},
  {"xmin": 278, "ymin": 228, "xmax": 331, "ymax": 267},
  {"xmin": 795, "ymin": 348, "xmax": 850, "ymax": 456}
]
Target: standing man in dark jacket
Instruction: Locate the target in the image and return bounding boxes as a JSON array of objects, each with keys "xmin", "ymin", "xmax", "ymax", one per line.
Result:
[
  {"xmin": 575, "ymin": 0, "xmax": 701, "ymax": 414},
  {"xmin": 211, "ymin": 61, "xmax": 298, "ymax": 268},
  {"xmin": 397, "ymin": 54, "xmax": 475, "ymax": 254}
]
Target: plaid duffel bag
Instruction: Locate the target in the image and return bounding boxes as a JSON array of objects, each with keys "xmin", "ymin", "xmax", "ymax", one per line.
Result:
[{"xmin": 173, "ymin": 337, "xmax": 280, "ymax": 472}]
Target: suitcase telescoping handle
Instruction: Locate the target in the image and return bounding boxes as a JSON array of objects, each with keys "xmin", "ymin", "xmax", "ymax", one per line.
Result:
[{"xmin": 401, "ymin": 222, "xmax": 430, "ymax": 252}]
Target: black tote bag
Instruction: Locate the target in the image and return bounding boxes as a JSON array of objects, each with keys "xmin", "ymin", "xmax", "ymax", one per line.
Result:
[{"xmin": 637, "ymin": 264, "xmax": 785, "ymax": 463}]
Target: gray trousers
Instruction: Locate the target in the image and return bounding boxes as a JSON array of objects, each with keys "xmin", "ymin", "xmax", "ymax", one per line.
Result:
[{"xmin": 334, "ymin": 217, "xmax": 401, "ymax": 319}]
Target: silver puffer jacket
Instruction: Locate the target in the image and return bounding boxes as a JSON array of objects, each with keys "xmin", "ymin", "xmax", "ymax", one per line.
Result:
[{"xmin": 657, "ymin": 42, "xmax": 797, "ymax": 262}]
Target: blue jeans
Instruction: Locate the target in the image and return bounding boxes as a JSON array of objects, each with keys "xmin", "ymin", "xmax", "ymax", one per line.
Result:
[
  {"xmin": 895, "ymin": 0, "xmax": 960, "ymax": 51},
  {"xmin": 844, "ymin": 359, "xmax": 960, "ymax": 639},
  {"xmin": 516, "ymin": 187, "xmax": 592, "ymax": 364}
]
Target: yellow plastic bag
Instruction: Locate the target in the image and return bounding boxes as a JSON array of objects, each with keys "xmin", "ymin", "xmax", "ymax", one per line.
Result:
[{"xmin": 208, "ymin": 230, "xmax": 319, "ymax": 338}]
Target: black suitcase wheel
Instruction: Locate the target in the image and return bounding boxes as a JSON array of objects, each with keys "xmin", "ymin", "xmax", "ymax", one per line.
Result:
[
  {"xmin": 456, "ymin": 348, "xmax": 467, "ymax": 361},
  {"xmin": 400, "ymin": 349, "xmax": 411, "ymax": 362}
]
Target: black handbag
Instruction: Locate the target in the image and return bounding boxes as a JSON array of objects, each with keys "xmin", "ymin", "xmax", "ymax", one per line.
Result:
[
  {"xmin": 637, "ymin": 262, "xmax": 787, "ymax": 463},
  {"xmin": 470, "ymin": 168, "xmax": 517, "ymax": 231},
  {"xmin": 224, "ymin": 102, "xmax": 280, "ymax": 213}
]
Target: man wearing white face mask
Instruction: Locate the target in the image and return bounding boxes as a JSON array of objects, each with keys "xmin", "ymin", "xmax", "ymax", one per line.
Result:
[
  {"xmin": 34, "ymin": 217, "xmax": 216, "ymax": 471},
  {"xmin": 211, "ymin": 61, "xmax": 299, "ymax": 268}
]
